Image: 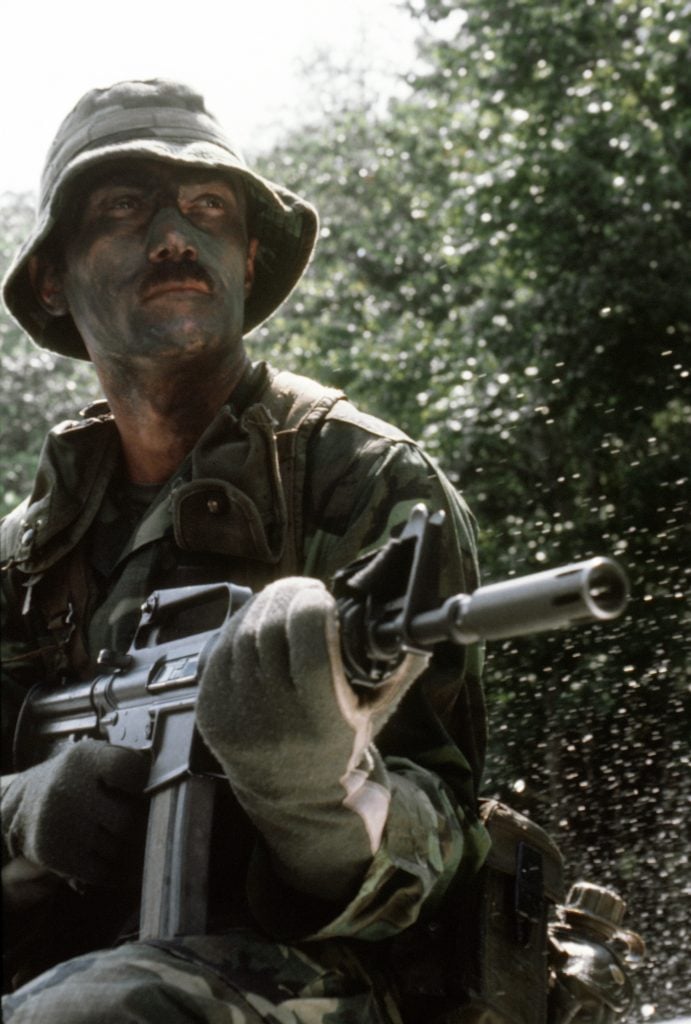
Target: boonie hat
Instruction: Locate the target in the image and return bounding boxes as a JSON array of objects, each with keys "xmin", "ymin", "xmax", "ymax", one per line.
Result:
[{"xmin": 2, "ymin": 79, "xmax": 319, "ymax": 360}]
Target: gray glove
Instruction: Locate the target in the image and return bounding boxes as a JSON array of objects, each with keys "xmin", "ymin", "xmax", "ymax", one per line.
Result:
[
  {"xmin": 2, "ymin": 739, "xmax": 149, "ymax": 888},
  {"xmin": 196, "ymin": 576, "xmax": 428, "ymax": 903}
]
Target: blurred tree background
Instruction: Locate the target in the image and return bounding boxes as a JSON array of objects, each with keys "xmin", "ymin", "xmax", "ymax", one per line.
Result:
[{"xmin": 1, "ymin": 0, "xmax": 689, "ymax": 1017}]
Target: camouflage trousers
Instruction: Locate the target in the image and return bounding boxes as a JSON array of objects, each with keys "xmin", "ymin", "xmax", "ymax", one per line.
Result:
[{"xmin": 2, "ymin": 930, "xmax": 402, "ymax": 1023}]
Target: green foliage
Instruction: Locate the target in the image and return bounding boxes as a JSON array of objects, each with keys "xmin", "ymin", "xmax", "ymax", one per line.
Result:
[
  {"xmin": 0, "ymin": 193, "xmax": 100, "ymax": 517},
  {"xmin": 252, "ymin": 1, "xmax": 690, "ymax": 1011}
]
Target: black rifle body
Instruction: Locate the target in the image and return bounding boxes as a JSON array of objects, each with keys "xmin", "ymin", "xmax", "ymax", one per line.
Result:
[{"xmin": 20, "ymin": 506, "xmax": 629, "ymax": 939}]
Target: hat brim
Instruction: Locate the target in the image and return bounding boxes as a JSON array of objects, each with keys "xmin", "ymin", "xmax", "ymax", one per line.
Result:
[{"xmin": 2, "ymin": 139, "xmax": 318, "ymax": 360}]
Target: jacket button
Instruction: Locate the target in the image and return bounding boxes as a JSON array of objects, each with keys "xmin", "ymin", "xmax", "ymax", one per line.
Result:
[{"xmin": 206, "ymin": 497, "xmax": 222, "ymax": 514}]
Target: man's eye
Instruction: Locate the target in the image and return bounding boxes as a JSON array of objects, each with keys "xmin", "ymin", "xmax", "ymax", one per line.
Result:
[
  {"xmin": 192, "ymin": 194, "xmax": 226, "ymax": 210},
  {"xmin": 106, "ymin": 194, "xmax": 142, "ymax": 213}
]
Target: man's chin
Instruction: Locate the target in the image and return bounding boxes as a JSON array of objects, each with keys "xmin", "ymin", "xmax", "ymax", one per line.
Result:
[
  {"xmin": 133, "ymin": 302, "xmax": 242, "ymax": 346},
  {"xmin": 137, "ymin": 336, "xmax": 213, "ymax": 359},
  {"xmin": 130, "ymin": 320, "xmax": 237, "ymax": 360}
]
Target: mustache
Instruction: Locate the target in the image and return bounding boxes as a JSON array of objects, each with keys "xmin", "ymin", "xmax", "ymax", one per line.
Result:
[{"xmin": 139, "ymin": 259, "xmax": 214, "ymax": 295}]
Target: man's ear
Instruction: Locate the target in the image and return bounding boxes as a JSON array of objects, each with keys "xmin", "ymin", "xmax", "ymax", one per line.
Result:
[
  {"xmin": 244, "ymin": 238, "xmax": 259, "ymax": 298},
  {"xmin": 28, "ymin": 255, "xmax": 69, "ymax": 317}
]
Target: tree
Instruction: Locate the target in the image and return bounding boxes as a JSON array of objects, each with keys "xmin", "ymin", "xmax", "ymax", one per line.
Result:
[
  {"xmin": 251, "ymin": 1, "xmax": 690, "ymax": 1012},
  {"xmin": 0, "ymin": 192, "xmax": 100, "ymax": 517}
]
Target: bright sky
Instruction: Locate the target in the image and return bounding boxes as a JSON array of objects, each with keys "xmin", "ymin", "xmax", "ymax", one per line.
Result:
[{"xmin": 1, "ymin": 0, "xmax": 421, "ymax": 196}]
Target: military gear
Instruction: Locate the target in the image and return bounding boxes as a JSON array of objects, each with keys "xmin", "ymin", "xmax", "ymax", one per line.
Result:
[
  {"xmin": 439, "ymin": 800, "xmax": 565, "ymax": 1024},
  {"xmin": 2, "ymin": 363, "xmax": 486, "ymax": 803},
  {"xmin": 1, "ymin": 363, "xmax": 489, "ymax": 1012},
  {"xmin": 548, "ymin": 882, "xmax": 645, "ymax": 1024},
  {"xmin": 197, "ymin": 575, "xmax": 429, "ymax": 905},
  {"xmin": 1, "ymin": 79, "xmax": 318, "ymax": 360},
  {"xmin": 2, "ymin": 738, "xmax": 148, "ymax": 887}
]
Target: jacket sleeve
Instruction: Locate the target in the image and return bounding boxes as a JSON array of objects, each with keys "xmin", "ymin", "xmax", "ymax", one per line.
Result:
[
  {"xmin": 302, "ymin": 407, "xmax": 487, "ymax": 796},
  {"xmin": 246, "ymin": 410, "xmax": 491, "ymax": 941}
]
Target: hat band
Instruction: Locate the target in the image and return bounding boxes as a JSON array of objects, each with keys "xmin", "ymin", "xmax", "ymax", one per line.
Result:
[{"xmin": 43, "ymin": 106, "xmax": 244, "ymax": 198}]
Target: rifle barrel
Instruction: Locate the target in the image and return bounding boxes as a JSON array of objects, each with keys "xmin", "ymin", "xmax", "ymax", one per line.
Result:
[{"xmin": 392, "ymin": 557, "xmax": 629, "ymax": 647}]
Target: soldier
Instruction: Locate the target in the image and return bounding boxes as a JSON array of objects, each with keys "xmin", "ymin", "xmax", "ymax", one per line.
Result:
[{"xmin": 1, "ymin": 80, "xmax": 489, "ymax": 1022}]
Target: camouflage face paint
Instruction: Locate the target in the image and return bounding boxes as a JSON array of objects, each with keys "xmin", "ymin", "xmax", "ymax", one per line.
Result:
[{"xmin": 59, "ymin": 160, "xmax": 254, "ymax": 368}]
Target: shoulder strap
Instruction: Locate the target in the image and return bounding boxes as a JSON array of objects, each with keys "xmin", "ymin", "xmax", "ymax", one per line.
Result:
[{"xmin": 258, "ymin": 368, "xmax": 345, "ymax": 575}]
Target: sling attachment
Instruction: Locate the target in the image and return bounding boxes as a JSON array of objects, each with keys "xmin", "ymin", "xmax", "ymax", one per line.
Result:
[
  {"xmin": 21, "ymin": 574, "xmax": 44, "ymax": 618},
  {"xmin": 19, "ymin": 554, "xmax": 92, "ymax": 682},
  {"xmin": 18, "ymin": 572, "xmax": 76, "ymax": 676}
]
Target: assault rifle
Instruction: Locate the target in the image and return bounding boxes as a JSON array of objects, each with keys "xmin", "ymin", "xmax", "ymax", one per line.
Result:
[{"xmin": 20, "ymin": 505, "xmax": 629, "ymax": 940}]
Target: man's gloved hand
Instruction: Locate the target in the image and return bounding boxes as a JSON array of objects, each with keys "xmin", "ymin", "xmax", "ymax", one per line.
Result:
[
  {"xmin": 196, "ymin": 577, "xmax": 429, "ymax": 903},
  {"xmin": 1, "ymin": 739, "xmax": 149, "ymax": 888}
]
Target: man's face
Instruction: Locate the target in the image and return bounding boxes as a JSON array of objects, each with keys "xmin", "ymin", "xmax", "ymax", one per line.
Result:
[{"xmin": 51, "ymin": 159, "xmax": 257, "ymax": 365}]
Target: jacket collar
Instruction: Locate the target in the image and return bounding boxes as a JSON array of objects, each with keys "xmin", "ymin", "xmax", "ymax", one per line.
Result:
[{"xmin": 1, "ymin": 362, "xmax": 286, "ymax": 573}]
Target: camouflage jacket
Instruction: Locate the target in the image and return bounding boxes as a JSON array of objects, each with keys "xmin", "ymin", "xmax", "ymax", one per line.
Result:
[{"xmin": 1, "ymin": 360, "xmax": 489, "ymax": 964}]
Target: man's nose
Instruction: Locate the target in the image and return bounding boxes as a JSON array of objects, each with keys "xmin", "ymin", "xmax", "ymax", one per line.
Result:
[{"xmin": 146, "ymin": 206, "xmax": 198, "ymax": 263}]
